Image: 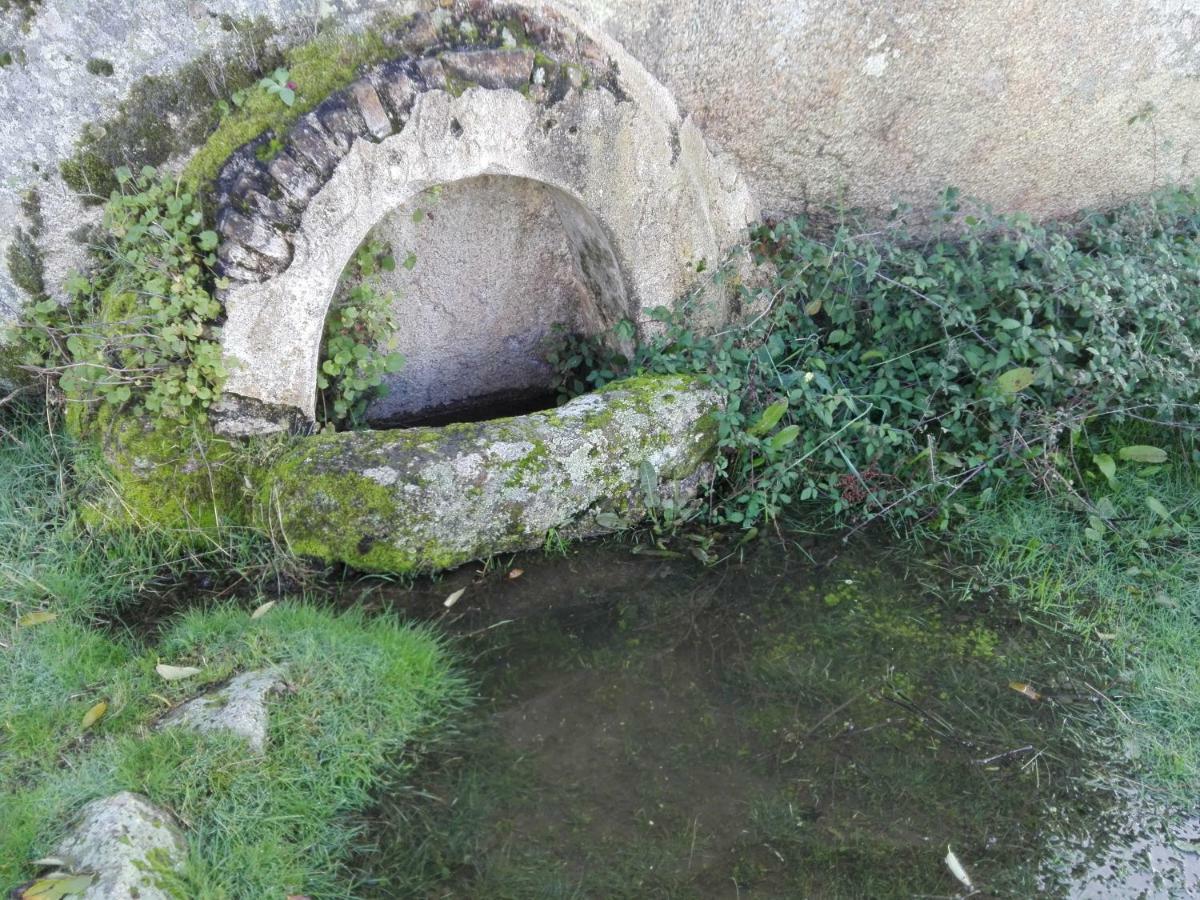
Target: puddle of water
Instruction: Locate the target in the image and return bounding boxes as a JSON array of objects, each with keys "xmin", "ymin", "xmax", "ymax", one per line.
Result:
[{"xmin": 352, "ymin": 536, "xmax": 1198, "ymax": 898}]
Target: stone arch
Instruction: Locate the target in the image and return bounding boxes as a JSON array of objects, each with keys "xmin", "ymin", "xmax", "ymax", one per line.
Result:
[{"xmin": 210, "ymin": 5, "xmax": 756, "ymax": 434}]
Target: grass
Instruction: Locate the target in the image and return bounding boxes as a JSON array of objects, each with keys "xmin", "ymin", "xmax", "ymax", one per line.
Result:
[
  {"xmin": 954, "ymin": 432, "xmax": 1200, "ymax": 799},
  {"xmin": 0, "ymin": 405, "xmax": 276, "ymax": 620},
  {"xmin": 0, "ymin": 405, "xmax": 472, "ymax": 897}
]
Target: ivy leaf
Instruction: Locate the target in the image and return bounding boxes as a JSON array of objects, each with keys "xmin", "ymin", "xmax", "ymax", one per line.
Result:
[
  {"xmin": 1119, "ymin": 445, "xmax": 1168, "ymax": 465},
  {"xmin": 768, "ymin": 425, "xmax": 801, "ymax": 451},
  {"xmin": 995, "ymin": 367, "xmax": 1035, "ymax": 394},
  {"xmin": 750, "ymin": 400, "xmax": 788, "ymax": 437}
]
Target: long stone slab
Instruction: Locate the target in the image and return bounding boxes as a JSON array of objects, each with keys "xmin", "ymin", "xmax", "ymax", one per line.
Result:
[{"xmin": 258, "ymin": 375, "xmax": 722, "ymax": 573}]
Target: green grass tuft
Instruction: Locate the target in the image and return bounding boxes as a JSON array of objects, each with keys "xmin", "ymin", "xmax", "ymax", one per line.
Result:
[{"xmin": 955, "ymin": 435, "xmax": 1200, "ymax": 798}]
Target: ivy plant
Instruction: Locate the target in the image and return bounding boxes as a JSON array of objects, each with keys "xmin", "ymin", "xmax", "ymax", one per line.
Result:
[
  {"xmin": 317, "ymin": 240, "xmax": 405, "ymax": 430},
  {"xmin": 548, "ymin": 185, "xmax": 1200, "ymax": 531},
  {"xmin": 18, "ymin": 166, "xmax": 226, "ymax": 423}
]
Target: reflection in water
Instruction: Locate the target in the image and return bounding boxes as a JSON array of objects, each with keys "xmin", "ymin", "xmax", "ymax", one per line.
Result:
[{"xmin": 354, "ymin": 535, "xmax": 1198, "ymax": 898}]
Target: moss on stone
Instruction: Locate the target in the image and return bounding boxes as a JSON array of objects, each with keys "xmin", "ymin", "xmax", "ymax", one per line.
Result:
[
  {"xmin": 61, "ymin": 17, "xmax": 283, "ymax": 202},
  {"xmin": 85, "ymin": 57, "xmax": 114, "ymax": 77},
  {"xmin": 85, "ymin": 414, "xmax": 253, "ymax": 530},
  {"xmin": 181, "ymin": 20, "xmax": 402, "ymax": 189}
]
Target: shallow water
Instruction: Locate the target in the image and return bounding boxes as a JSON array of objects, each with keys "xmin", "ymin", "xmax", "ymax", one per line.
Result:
[{"xmin": 354, "ymin": 535, "xmax": 1198, "ymax": 898}]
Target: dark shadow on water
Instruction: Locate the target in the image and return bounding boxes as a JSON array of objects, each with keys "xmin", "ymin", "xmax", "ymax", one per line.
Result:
[{"xmin": 349, "ymin": 534, "xmax": 1200, "ymax": 898}]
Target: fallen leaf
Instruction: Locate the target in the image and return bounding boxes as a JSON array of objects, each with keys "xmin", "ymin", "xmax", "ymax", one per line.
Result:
[
  {"xmin": 444, "ymin": 588, "xmax": 466, "ymax": 609},
  {"xmin": 156, "ymin": 664, "xmax": 202, "ymax": 682},
  {"xmin": 18, "ymin": 611, "xmax": 57, "ymax": 628},
  {"xmin": 1119, "ymin": 445, "xmax": 1168, "ymax": 465},
  {"xmin": 1096, "ymin": 631, "xmax": 1118, "ymax": 641},
  {"xmin": 945, "ymin": 845, "xmax": 974, "ymax": 891},
  {"xmin": 28, "ymin": 859, "xmax": 66, "ymax": 870},
  {"xmin": 250, "ymin": 600, "xmax": 276, "ymax": 620},
  {"xmin": 80, "ymin": 701, "xmax": 107, "ymax": 730},
  {"xmin": 507, "ymin": 569, "xmax": 524, "ymax": 581},
  {"xmin": 1009, "ymin": 682, "xmax": 1042, "ymax": 701},
  {"xmin": 21, "ymin": 874, "xmax": 94, "ymax": 899}
]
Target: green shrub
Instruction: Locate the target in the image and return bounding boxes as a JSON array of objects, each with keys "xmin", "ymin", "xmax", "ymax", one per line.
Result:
[
  {"xmin": 18, "ymin": 166, "xmax": 226, "ymax": 423},
  {"xmin": 549, "ymin": 185, "xmax": 1200, "ymax": 530}
]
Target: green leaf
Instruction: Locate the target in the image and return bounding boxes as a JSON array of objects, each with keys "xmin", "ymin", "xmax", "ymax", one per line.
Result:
[
  {"xmin": 995, "ymin": 367, "xmax": 1035, "ymax": 394},
  {"xmin": 750, "ymin": 400, "xmax": 788, "ymax": 437},
  {"xmin": 411, "ymin": 209, "xmax": 425, "ymax": 224},
  {"xmin": 768, "ymin": 425, "xmax": 801, "ymax": 451},
  {"xmin": 114, "ymin": 166, "xmax": 132, "ymax": 184},
  {"xmin": 197, "ymin": 230, "xmax": 219, "ymax": 251},
  {"xmin": 1146, "ymin": 496, "xmax": 1172, "ymax": 520},
  {"xmin": 403, "ymin": 253, "xmax": 417, "ymax": 270},
  {"xmin": 1119, "ymin": 445, "xmax": 1168, "ymax": 465},
  {"xmin": 21, "ymin": 874, "xmax": 94, "ymax": 899},
  {"xmin": 1094, "ymin": 453, "xmax": 1116, "ymax": 482},
  {"xmin": 278, "ymin": 87, "xmax": 295, "ymax": 107}
]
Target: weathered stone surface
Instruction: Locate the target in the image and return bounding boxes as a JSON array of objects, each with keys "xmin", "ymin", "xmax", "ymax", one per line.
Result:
[
  {"xmin": 220, "ymin": 84, "xmax": 755, "ymax": 420},
  {"xmin": 441, "ymin": 49, "xmax": 536, "ymax": 90},
  {"xmin": 158, "ymin": 668, "xmax": 287, "ymax": 752},
  {"xmin": 289, "ymin": 116, "xmax": 344, "ymax": 178},
  {"xmin": 414, "ymin": 57, "xmax": 448, "ymax": 90},
  {"xmin": 314, "ymin": 96, "xmax": 368, "ymax": 146},
  {"xmin": 211, "ymin": 393, "xmax": 306, "ymax": 438},
  {"xmin": 364, "ymin": 175, "xmax": 610, "ymax": 427},
  {"xmin": 215, "ymin": 209, "xmax": 290, "ymax": 265},
  {"xmin": 371, "ymin": 62, "xmax": 421, "ymax": 123},
  {"xmin": 350, "ymin": 81, "xmax": 393, "ymax": 141},
  {"xmin": 54, "ymin": 792, "xmax": 186, "ymax": 900},
  {"xmin": 260, "ymin": 375, "xmax": 722, "ymax": 573},
  {"xmin": 267, "ymin": 149, "xmax": 324, "ymax": 210}
]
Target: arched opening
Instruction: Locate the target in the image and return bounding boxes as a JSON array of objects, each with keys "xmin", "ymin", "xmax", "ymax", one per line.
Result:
[{"xmin": 325, "ymin": 175, "xmax": 633, "ymax": 429}]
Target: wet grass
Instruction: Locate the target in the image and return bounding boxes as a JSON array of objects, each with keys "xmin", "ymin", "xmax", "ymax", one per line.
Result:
[
  {"xmin": 955, "ymin": 443, "xmax": 1200, "ymax": 801},
  {"xmin": 0, "ymin": 405, "xmax": 472, "ymax": 897}
]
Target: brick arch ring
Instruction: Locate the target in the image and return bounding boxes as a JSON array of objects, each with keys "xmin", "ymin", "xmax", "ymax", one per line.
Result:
[{"xmin": 209, "ymin": 3, "xmax": 757, "ymax": 436}]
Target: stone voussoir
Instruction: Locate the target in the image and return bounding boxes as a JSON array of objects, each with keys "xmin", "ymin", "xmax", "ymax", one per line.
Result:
[
  {"xmin": 440, "ymin": 49, "xmax": 536, "ymax": 91},
  {"xmin": 215, "ymin": 208, "xmax": 291, "ymax": 265}
]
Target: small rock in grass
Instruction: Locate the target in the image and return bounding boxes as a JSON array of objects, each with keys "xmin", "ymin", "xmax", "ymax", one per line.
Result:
[
  {"xmin": 53, "ymin": 792, "xmax": 186, "ymax": 900},
  {"xmin": 158, "ymin": 668, "xmax": 287, "ymax": 753}
]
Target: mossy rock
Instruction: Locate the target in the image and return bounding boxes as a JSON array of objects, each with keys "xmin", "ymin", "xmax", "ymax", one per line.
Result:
[{"xmin": 257, "ymin": 375, "xmax": 723, "ymax": 573}]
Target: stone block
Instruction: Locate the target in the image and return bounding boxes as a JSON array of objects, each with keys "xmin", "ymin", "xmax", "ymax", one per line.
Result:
[
  {"xmin": 440, "ymin": 49, "xmax": 536, "ymax": 91},
  {"xmin": 350, "ymin": 81, "xmax": 393, "ymax": 141},
  {"xmin": 215, "ymin": 209, "xmax": 290, "ymax": 264},
  {"xmin": 267, "ymin": 149, "xmax": 323, "ymax": 209}
]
